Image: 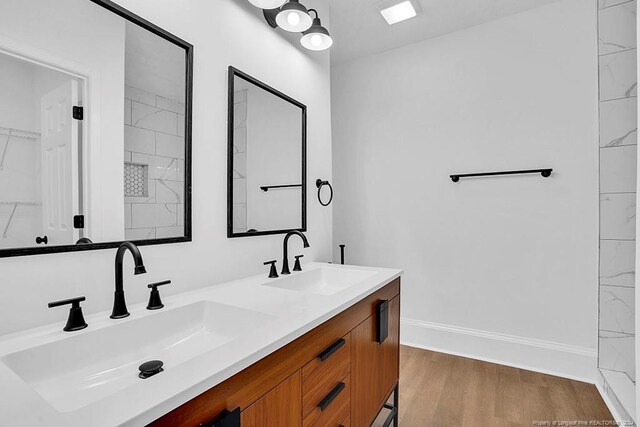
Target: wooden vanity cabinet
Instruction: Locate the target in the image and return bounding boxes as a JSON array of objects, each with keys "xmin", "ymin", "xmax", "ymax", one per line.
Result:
[
  {"xmin": 351, "ymin": 296, "xmax": 400, "ymax": 426},
  {"xmin": 149, "ymin": 278, "xmax": 400, "ymax": 427}
]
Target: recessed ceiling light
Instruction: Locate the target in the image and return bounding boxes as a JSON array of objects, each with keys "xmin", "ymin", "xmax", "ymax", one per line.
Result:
[{"xmin": 379, "ymin": 0, "xmax": 419, "ymax": 25}]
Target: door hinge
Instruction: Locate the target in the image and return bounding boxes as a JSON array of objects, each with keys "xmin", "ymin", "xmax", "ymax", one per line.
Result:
[
  {"xmin": 72, "ymin": 106, "xmax": 84, "ymax": 120},
  {"xmin": 73, "ymin": 215, "xmax": 85, "ymax": 229}
]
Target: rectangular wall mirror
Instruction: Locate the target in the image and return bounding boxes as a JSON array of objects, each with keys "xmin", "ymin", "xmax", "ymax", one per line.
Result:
[
  {"xmin": 0, "ymin": 0, "xmax": 192, "ymax": 257},
  {"xmin": 227, "ymin": 67, "xmax": 306, "ymax": 238}
]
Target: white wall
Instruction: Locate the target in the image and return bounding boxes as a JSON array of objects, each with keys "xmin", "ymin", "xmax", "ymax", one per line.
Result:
[
  {"xmin": 332, "ymin": 0, "xmax": 599, "ymax": 380},
  {"xmin": 0, "ymin": 0, "xmax": 332, "ymax": 335}
]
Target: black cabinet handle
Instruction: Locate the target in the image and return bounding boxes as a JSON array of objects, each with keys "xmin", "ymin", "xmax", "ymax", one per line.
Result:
[
  {"xmin": 36, "ymin": 235, "xmax": 48, "ymax": 245},
  {"xmin": 317, "ymin": 338, "xmax": 346, "ymax": 362},
  {"xmin": 318, "ymin": 382, "xmax": 345, "ymax": 411},
  {"xmin": 200, "ymin": 407, "xmax": 240, "ymax": 427},
  {"xmin": 377, "ymin": 300, "xmax": 389, "ymax": 344}
]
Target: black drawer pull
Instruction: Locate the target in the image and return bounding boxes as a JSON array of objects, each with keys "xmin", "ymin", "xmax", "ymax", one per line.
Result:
[
  {"xmin": 317, "ymin": 338, "xmax": 346, "ymax": 362},
  {"xmin": 200, "ymin": 407, "xmax": 240, "ymax": 427},
  {"xmin": 318, "ymin": 382, "xmax": 345, "ymax": 411}
]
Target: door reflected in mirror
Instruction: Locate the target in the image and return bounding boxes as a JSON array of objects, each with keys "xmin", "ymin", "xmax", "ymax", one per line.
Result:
[
  {"xmin": 228, "ymin": 67, "xmax": 307, "ymax": 238},
  {"xmin": 0, "ymin": 0, "xmax": 192, "ymax": 255}
]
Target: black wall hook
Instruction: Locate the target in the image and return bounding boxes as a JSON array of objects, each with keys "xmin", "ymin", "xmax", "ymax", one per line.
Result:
[{"xmin": 316, "ymin": 179, "xmax": 333, "ymax": 206}]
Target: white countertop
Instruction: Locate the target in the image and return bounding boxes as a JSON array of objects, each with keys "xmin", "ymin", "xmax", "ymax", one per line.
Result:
[{"xmin": 0, "ymin": 262, "xmax": 402, "ymax": 426}]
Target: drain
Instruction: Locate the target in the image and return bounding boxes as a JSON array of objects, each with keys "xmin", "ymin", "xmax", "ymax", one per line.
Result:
[{"xmin": 138, "ymin": 360, "xmax": 164, "ymax": 379}]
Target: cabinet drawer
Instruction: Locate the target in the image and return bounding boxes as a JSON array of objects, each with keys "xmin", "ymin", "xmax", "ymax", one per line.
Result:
[
  {"xmin": 303, "ymin": 374, "xmax": 350, "ymax": 427},
  {"xmin": 302, "ymin": 334, "xmax": 351, "ymax": 417}
]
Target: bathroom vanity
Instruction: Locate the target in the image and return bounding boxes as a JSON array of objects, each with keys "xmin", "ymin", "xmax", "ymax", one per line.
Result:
[
  {"xmin": 0, "ymin": 263, "xmax": 401, "ymax": 426},
  {"xmin": 151, "ymin": 274, "xmax": 400, "ymax": 427}
]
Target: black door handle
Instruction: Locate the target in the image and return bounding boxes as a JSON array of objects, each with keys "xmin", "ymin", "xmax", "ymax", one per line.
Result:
[{"xmin": 36, "ymin": 235, "xmax": 48, "ymax": 245}]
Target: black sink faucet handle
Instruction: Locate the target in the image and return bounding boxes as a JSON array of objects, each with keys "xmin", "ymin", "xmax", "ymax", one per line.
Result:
[
  {"xmin": 293, "ymin": 255, "xmax": 304, "ymax": 272},
  {"xmin": 264, "ymin": 260, "xmax": 279, "ymax": 278},
  {"xmin": 147, "ymin": 280, "xmax": 170, "ymax": 310},
  {"xmin": 48, "ymin": 296, "xmax": 88, "ymax": 332}
]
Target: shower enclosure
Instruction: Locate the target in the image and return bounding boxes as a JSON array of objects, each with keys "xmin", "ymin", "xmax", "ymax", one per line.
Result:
[{"xmin": 597, "ymin": 0, "xmax": 638, "ymax": 421}]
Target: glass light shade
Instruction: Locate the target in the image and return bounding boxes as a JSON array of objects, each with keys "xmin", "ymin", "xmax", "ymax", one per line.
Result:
[
  {"xmin": 276, "ymin": 1, "xmax": 312, "ymax": 32},
  {"xmin": 301, "ymin": 18, "xmax": 333, "ymax": 51},
  {"xmin": 248, "ymin": 0, "xmax": 287, "ymax": 9}
]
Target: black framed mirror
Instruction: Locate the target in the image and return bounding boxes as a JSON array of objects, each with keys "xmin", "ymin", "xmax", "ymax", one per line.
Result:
[
  {"xmin": 227, "ymin": 67, "xmax": 307, "ymax": 238},
  {"xmin": 0, "ymin": 0, "xmax": 192, "ymax": 257}
]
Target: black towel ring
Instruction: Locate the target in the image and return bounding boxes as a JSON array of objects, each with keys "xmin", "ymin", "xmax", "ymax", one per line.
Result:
[{"xmin": 316, "ymin": 179, "xmax": 333, "ymax": 207}]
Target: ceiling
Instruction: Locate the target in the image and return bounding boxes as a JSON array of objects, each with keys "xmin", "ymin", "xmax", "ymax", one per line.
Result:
[{"xmin": 327, "ymin": 0, "xmax": 563, "ymax": 65}]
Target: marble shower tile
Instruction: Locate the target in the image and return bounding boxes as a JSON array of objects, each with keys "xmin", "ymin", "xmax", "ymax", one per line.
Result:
[
  {"xmin": 177, "ymin": 114, "xmax": 185, "ymax": 138},
  {"xmin": 233, "ymin": 203, "xmax": 247, "ymax": 229},
  {"xmin": 124, "ymin": 204, "xmax": 132, "ymax": 229},
  {"xmin": 600, "ymin": 285, "xmax": 635, "ymax": 334},
  {"xmin": 177, "ymin": 204, "xmax": 184, "ymax": 226},
  {"xmin": 124, "ymin": 125, "xmax": 155, "ymax": 155},
  {"xmin": 234, "ymin": 101, "xmax": 247, "ymax": 128},
  {"xmin": 125, "ymin": 85, "xmax": 155, "ymax": 106},
  {"xmin": 601, "ymin": 240, "xmax": 636, "ymax": 286},
  {"xmin": 601, "ymin": 193, "xmax": 636, "ymax": 239},
  {"xmin": 156, "ymin": 179, "xmax": 183, "ymax": 204},
  {"xmin": 600, "ymin": 145, "xmax": 637, "ymax": 193},
  {"xmin": 131, "ymin": 153, "xmax": 180, "ymax": 181},
  {"xmin": 234, "ymin": 126, "xmax": 247, "ymax": 153},
  {"xmin": 600, "ymin": 97, "xmax": 638, "ymax": 147},
  {"xmin": 156, "ymin": 133, "xmax": 185, "ymax": 159},
  {"xmin": 233, "ymin": 152, "xmax": 247, "ymax": 178},
  {"xmin": 599, "ymin": 1, "xmax": 637, "ymax": 55},
  {"xmin": 600, "ymin": 49, "xmax": 638, "ymax": 101},
  {"xmin": 132, "ymin": 102, "xmax": 178, "ymax": 135},
  {"xmin": 156, "ymin": 96, "xmax": 185, "ymax": 114},
  {"xmin": 156, "ymin": 226, "xmax": 184, "ymax": 238},
  {"xmin": 124, "ymin": 100, "xmax": 132, "ymax": 126},
  {"xmin": 599, "ymin": 330, "xmax": 636, "ymax": 381},
  {"xmin": 131, "ymin": 203, "xmax": 178, "ymax": 228},
  {"xmin": 235, "ymin": 89, "xmax": 247, "ymax": 103},
  {"xmin": 600, "ymin": 0, "xmax": 636, "ymax": 9},
  {"xmin": 233, "ymin": 178, "xmax": 247, "ymax": 204}
]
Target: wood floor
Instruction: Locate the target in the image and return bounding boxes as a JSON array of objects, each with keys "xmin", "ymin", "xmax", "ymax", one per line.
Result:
[{"xmin": 373, "ymin": 346, "xmax": 614, "ymax": 427}]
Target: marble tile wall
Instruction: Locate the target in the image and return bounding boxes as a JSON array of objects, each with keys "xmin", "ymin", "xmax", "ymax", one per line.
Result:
[
  {"xmin": 124, "ymin": 85, "xmax": 185, "ymax": 240},
  {"xmin": 598, "ymin": 0, "xmax": 638, "ymax": 385},
  {"xmin": 232, "ymin": 90, "xmax": 248, "ymax": 234}
]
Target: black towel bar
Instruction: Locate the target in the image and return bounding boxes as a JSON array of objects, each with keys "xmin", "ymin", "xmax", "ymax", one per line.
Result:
[{"xmin": 450, "ymin": 168, "xmax": 552, "ymax": 182}]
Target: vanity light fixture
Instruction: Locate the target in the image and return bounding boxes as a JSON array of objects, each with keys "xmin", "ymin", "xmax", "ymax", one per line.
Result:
[
  {"xmin": 276, "ymin": 0, "xmax": 313, "ymax": 32},
  {"xmin": 252, "ymin": 0, "xmax": 333, "ymax": 51},
  {"xmin": 248, "ymin": 0, "xmax": 287, "ymax": 9},
  {"xmin": 300, "ymin": 9, "xmax": 333, "ymax": 51},
  {"xmin": 379, "ymin": 0, "xmax": 420, "ymax": 25}
]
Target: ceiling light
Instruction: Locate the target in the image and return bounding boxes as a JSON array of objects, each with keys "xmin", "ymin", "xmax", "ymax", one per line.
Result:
[
  {"xmin": 300, "ymin": 10, "xmax": 333, "ymax": 51},
  {"xmin": 248, "ymin": 0, "xmax": 287, "ymax": 9},
  {"xmin": 276, "ymin": 0, "xmax": 313, "ymax": 32},
  {"xmin": 380, "ymin": 0, "xmax": 417, "ymax": 25}
]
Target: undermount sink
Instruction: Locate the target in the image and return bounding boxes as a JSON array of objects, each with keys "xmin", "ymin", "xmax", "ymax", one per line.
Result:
[
  {"xmin": 263, "ymin": 266, "xmax": 376, "ymax": 295},
  {"xmin": 1, "ymin": 301, "xmax": 275, "ymax": 413}
]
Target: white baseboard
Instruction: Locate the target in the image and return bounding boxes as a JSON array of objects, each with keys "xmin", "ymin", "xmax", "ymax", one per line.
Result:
[{"xmin": 401, "ymin": 317, "xmax": 598, "ymax": 383}]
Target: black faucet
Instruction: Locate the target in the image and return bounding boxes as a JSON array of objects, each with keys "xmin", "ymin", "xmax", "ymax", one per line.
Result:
[
  {"xmin": 281, "ymin": 231, "xmax": 309, "ymax": 275},
  {"xmin": 111, "ymin": 241, "xmax": 147, "ymax": 319}
]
